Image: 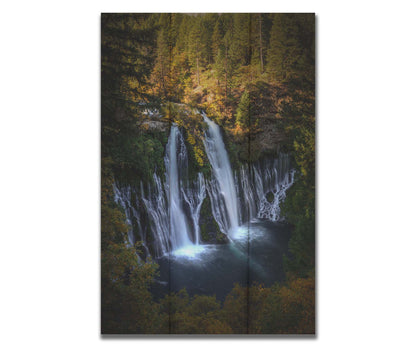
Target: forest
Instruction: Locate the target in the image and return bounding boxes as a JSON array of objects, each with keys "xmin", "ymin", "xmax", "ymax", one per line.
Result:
[{"xmin": 101, "ymin": 13, "xmax": 315, "ymax": 334}]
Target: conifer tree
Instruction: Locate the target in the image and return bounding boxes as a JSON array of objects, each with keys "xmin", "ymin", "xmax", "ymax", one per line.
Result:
[
  {"xmin": 230, "ymin": 13, "xmax": 251, "ymax": 66},
  {"xmin": 211, "ymin": 19, "xmax": 223, "ymax": 61},
  {"xmin": 235, "ymin": 90, "xmax": 251, "ymax": 128},
  {"xmin": 188, "ymin": 17, "xmax": 203, "ymax": 85}
]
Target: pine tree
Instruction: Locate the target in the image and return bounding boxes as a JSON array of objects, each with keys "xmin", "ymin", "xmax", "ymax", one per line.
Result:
[
  {"xmin": 235, "ymin": 90, "xmax": 251, "ymax": 128},
  {"xmin": 257, "ymin": 14, "xmax": 264, "ymax": 74},
  {"xmin": 230, "ymin": 13, "xmax": 251, "ymax": 66},
  {"xmin": 101, "ymin": 13, "xmax": 158, "ymax": 135},
  {"xmin": 267, "ymin": 14, "xmax": 315, "ymax": 84},
  {"xmin": 152, "ymin": 27, "xmax": 171, "ymax": 98},
  {"xmin": 266, "ymin": 14, "xmax": 285, "ymax": 80},
  {"xmin": 248, "ymin": 13, "xmax": 266, "ymax": 76},
  {"xmin": 211, "ymin": 19, "xmax": 223, "ymax": 61},
  {"xmin": 188, "ymin": 17, "xmax": 204, "ymax": 86},
  {"xmin": 200, "ymin": 14, "xmax": 217, "ymax": 65}
]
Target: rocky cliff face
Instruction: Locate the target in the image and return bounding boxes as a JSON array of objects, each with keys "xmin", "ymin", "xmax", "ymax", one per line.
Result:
[{"xmin": 142, "ymin": 120, "xmax": 169, "ymax": 132}]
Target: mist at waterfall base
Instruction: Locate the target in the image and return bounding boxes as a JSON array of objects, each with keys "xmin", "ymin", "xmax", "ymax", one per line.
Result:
[
  {"xmin": 114, "ymin": 114, "xmax": 295, "ymax": 301},
  {"xmin": 154, "ymin": 220, "xmax": 291, "ymax": 301}
]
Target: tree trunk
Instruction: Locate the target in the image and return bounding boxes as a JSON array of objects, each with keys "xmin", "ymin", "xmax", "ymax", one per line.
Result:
[
  {"xmin": 224, "ymin": 48, "xmax": 228, "ymax": 102},
  {"xmin": 259, "ymin": 14, "xmax": 264, "ymax": 74},
  {"xmin": 196, "ymin": 57, "xmax": 200, "ymax": 86}
]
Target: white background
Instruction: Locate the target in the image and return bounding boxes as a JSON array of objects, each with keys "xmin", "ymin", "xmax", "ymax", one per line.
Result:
[{"xmin": 1, "ymin": 0, "xmax": 415, "ymax": 346}]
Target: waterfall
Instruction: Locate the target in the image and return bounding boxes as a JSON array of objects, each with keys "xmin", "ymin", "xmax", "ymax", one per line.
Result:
[
  {"xmin": 202, "ymin": 114, "xmax": 240, "ymax": 237},
  {"xmin": 237, "ymin": 154, "xmax": 295, "ymax": 222},
  {"xmin": 256, "ymin": 156, "xmax": 295, "ymax": 221},
  {"xmin": 182, "ymin": 172, "xmax": 206, "ymax": 245},
  {"xmin": 165, "ymin": 125, "xmax": 193, "ymax": 250},
  {"xmin": 132, "ymin": 125, "xmax": 206, "ymax": 257},
  {"xmin": 113, "ymin": 183, "xmax": 150, "ymax": 258},
  {"xmin": 113, "ymin": 112, "xmax": 295, "ymax": 259},
  {"xmin": 113, "ymin": 184, "xmax": 136, "ymax": 246},
  {"xmin": 240, "ymin": 165, "xmax": 257, "ymax": 221},
  {"xmin": 141, "ymin": 174, "xmax": 170, "ymax": 257}
]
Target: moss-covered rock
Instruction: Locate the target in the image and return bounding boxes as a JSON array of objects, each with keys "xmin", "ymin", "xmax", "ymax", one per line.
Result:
[
  {"xmin": 199, "ymin": 194, "xmax": 227, "ymax": 244},
  {"xmin": 266, "ymin": 191, "xmax": 275, "ymax": 203}
]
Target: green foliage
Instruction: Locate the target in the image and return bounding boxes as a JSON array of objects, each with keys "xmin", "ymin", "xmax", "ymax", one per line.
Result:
[
  {"xmin": 280, "ymin": 76, "xmax": 315, "ymax": 278},
  {"xmin": 267, "ymin": 13, "xmax": 315, "ymax": 83},
  {"xmin": 154, "ymin": 277, "xmax": 314, "ymax": 334},
  {"xmin": 266, "ymin": 191, "xmax": 274, "ymax": 203},
  {"xmin": 111, "ymin": 130, "xmax": 168, "ymax": 183},
  {"xmin": 101, "ymin": 13, "xmax": 315, "ymax": 334},
  {"xmin": 282, "ymin": 178, "xmax": 315, "ymax": 278},
  {"xmin": 101, "ymin": 161, "xmax": 164, "ymax": 334},
  {"xmin": 235, "ymin": 90, "xmax": 251, "ymax": 128},
  {"xmin": 101, "ymin": 14, "xmax": 159, "ymax": 132},
  {"xmin": 256, "ymin": 277, "xmax": 315, "ymax": 334},
  {"xmin": 101, "ymin": 13, "xmax": 167, "ymax": 183},
  {"xmin": 162, "ymin": 103, "xmax": 211, "ymax": 178}
]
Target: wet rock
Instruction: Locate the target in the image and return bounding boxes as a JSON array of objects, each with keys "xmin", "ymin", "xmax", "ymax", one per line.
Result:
[{"xmin": 266, "ymin": 191, "xmax": 274, "ymax": 203}]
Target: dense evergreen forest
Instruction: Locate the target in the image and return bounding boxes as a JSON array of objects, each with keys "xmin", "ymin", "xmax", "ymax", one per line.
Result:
[{"xmin": 101, "ymin": 13, "xmax": 315, "ymax": 334}]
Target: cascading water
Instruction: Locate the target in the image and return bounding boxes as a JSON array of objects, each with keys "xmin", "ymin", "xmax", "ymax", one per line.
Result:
[
  {"xmin": 113, "ymin": 183, "xmax": 150, "ymax": 259},
  {"xmin": 237, "ymin": 154, "xmax": 295, "ymax": 222},
  {"xmin": 182, "ymin": 172, "xmax": 206, "ymax": 245},
  {"xmin": 164, "ymin": 125, "xmax": 193, "ymax": 250},
  {"xmin": 113, "ymin": 112, "xmax": 295, "ymax": 260},
  {"xmin": 202, "ymin": 114, "xmax": 240, "ymax": 237},
  {"xmin": 141, "ymin": 174, "xmax": 170, "ymax": 257},
  {"xmin": 137, "ymin": 125, "xmax": 206, "ymax": 257},
  {"xmin": 113, "ymin": 184, "xmax": 137, "ymax": 247}
]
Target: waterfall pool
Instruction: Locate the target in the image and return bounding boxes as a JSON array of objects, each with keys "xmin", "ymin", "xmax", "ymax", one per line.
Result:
[{"xmin": 152, "ymin": 220, "xmax": 292, "ymax": 301}]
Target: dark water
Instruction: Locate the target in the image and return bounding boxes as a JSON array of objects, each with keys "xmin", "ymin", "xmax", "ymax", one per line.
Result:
[{"xmin": 152, "ymin": 220, "xmax": 291, "ymax": 301}]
